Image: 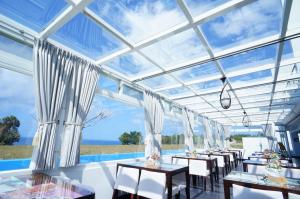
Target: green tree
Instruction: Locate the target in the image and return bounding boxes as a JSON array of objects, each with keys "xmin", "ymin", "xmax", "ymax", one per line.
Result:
[
  {"xmin": 0, "ymin": 116, "xmax": 21, "ymax": 145},
  {"xmin": 119, "ymin": 132, "xmax": 131, "ymax": 145},
  {"xmin": 119, "ymin": 131, "xmax": 142, "ymax": 145}
]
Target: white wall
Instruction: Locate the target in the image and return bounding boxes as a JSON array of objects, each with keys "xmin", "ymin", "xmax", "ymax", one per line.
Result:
[{"xmin": 242, "ymin": 137, "xmax": 270, "ymax": 159}]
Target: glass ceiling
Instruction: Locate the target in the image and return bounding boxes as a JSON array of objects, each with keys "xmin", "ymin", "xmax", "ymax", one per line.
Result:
[{"xmin": 0, "ymin": 0, "xmax": 299, "ymax": 127}]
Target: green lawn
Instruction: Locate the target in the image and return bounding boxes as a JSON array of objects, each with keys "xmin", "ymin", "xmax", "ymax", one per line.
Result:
[{"xmin": 0, "ymin": 144, "xmax": 184, "ymax": 160}]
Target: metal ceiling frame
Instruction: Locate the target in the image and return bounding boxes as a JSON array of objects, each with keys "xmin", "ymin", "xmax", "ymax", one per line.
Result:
[{"xmin": 0, "ymin": 0, "xmax": 298, "ymax": 126}]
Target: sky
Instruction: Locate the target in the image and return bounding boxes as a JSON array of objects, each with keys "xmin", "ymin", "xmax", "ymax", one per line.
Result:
[{"xmin": 0, "ymin": 0, "xmax": 299, "ymax": 142}]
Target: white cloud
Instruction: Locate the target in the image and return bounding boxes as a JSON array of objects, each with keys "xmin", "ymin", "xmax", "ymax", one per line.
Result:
[{"xmin": 208, "ymin": 0, "xmax": 282, "ymax": 41}]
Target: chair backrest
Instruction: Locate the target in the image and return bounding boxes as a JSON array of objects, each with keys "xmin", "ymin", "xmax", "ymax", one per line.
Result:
[
  {"xmin": 233, "ymin": 184, "xmax": 283, "ymax": 199},
  {"xmin": 247, "ymin": 165, "xmax": 266, "ymax": 175},
  {"xmin": 114, "ymin": 166, "xmax": 140, "ymax": 194},
  {"xmin": 198, "ymin": 154, "xmax": 209, "ymax": 158},
  {"xmin": 280, "ymin": 160, "xmax": 289, "ymax": 164},
  {"xmin": 189, "ymin": 159, "xmax": 209, "ymax": 176},
  {"xmin": 288, "ymin": 193, "xmax": 300, "ymax": 199},
  {"xmin": 137, "ymin": 170, "xmax": 166, "ymax": 199},
  {"xmin": 282, "ymin": 168, "xmax": 300, "ymax": 178},
  {"xmin": 211, "ymin": 155, "xmax": 224, "ymax": 167},
  {"xmin": 172, "ymin": 158, "xmax": 189, "ymax": 166}
]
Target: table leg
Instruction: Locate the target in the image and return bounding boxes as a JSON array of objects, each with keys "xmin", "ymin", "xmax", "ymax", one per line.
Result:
[
  {"xmin": 167, "ymin": 174, "xmax": 172, "ymax": 199},
  {"xmin": 185, "ymin": 170, "xmax": 190, "ymax": 199},
  {"xmin": 243, "ymin": 163, "xmax": 247, "ymax": 172},
  {"xmin": 223, "ymin": 180, "xmax": 230, "ymax": 199}
]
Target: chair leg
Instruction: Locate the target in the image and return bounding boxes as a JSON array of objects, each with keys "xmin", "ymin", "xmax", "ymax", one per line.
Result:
[
  {"xmin": 112, "ymin": 189, "xmax": 118, "ymax": 199},
  {"xmin": 210, "ymin": 174, "xmax": 214, "ymax": 192},
  {"xmin": 175, "ymin": 192, "xmax": 180, "ymax": 199},
  {"xmin": 203, "ymin": 177, "xmax": 206, "ymax": 191}
]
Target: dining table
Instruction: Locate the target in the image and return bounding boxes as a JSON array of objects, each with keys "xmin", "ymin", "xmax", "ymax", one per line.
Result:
[
  {"xmin": 117, "ymin": 161, "xmax": 190, "ymax": 199},
  {"xmin": 172, "ymin": 155, "xmax": 218, "ymax": 191},
  {"xmin": 243, "ymin": 159, "xmax": 300, "ymax": 172},
  {"xmin": 223, "ymin": 171, "xmax": 300, "ymax": 199},
  {"xmin": 0, "ymin": 172, "xmax": 95, "ymax": 199},
  {"xmin": 198, "ymin": 152, "xmax": 231, "ymax": 174}
]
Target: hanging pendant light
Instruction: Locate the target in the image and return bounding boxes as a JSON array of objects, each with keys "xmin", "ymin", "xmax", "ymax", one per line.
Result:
[
  {"xmin": 242, "ymin": 111, "xmax": 250, "ymax": 127},
  {"xmin": 220, "ymin": 77, "xmax": 231, "ymax": 109}
]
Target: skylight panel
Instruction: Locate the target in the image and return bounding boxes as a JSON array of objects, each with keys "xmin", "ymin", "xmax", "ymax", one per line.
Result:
[
  {"xmin": 0, "ymin": 0, "xmax": 68, "ymax": 31},
  {"xmin": 0, "ymin": 34, "xmax": 32, "ymax": 61},
  {"xmin": 51, "ymin": 13, "xmax": 127, "ymax": 60},
  {"xmin": 200, "ymin": 0, "xmax": 283, "ymax": 52},
  {"xmin": 190, "ymin": 79, "xmax": 223, "ymax": 94},
  {"xmin": 141, "ymin": 29, "xmax": 208, "ymax": 68},
  {"xmin": 243, "ymin": 101, "xmax": 270, "ymax": 108},
  {"xmin": 287, "ymin": 0, "xmax": 300, "ymax": 35},
  {"xmin": 239, "ymin": 93, "xmax": 270, "ymax": 104},
  {"xmin": 275, "ymin": 79, "xmax": 300, "ymax": 93},
  {"xmin": 88, "ymin": 0, "xmax": 187, "ymax": 43},
  {"xmin": 234, "ymin": 85, "xmax": 273, "ymax": 98},
  {"xmin": 123, "ymin": 85, "xmax": 143, "ymax": 100},
  {"xmin": 105, "ymin": 52, "xmax": 161, "ymax": 79},
  {"xmin": 278, "ymin": 63, "xmax": 300, "ymax": 81},
  {"xmin": 175, "ymin": 96, "xmax": 205, "ymax": 105},
  {"xmin": 220, "ymin": 44, "xmax": 277, "ymax": 73},
  {"xmin": 138, "ymin": 75, "xmax": 180, "ymax": 91},
  {"xmin": 184, "ymin": 0, "xmax": 229, "ymax": 18},
  {"xmin": 229, "ymin": 69, "xmax": 273, "ymax": 88},
  {"xmin": 172, "ymin": 62, "xmax": 220, "ymax": 83},
  {"xmin": 159, "ymin": 86, "xmax": 193, "ymax": 98}
]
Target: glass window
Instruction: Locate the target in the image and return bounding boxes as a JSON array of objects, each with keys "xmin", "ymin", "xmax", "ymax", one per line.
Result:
[
  {"xmin": 190, "ymin": 79, "xmax": 223, "ymax": 94},
  {"xmin": 172, "ymin": 62, "xmax": 220, "ymax": 83},
  {"xmin": 52, "ymin": 13, "xmax": 127, "ymax": 60},
  {"xmin": 161, "ymin": 117, "xmax": 185, "ymax": 154},
  {"xmin": 185, "ymin": 0, "xmax": 229, "ymax": 18},
  {"xmin": 0, "ymin": 0, "xmax": 68, "ymax": 31},
  {"xmin": 0, "ymin": 34, "xmax": 33, "ymax": 61},
  {"xmin": 229, "ymin": 69, "xmax": 273, "ymax": 88},
  {"xmin": 159, "ymin": 86, "xmax": 194, "ymax": 98},
  {"xmin": 0, "ymin": 68, "xmax": 36, "ymax": 171},
  {"xmin": 99, "ymin": 74, "xmax": 119, "ymax": 92},
  {"xmin": 122, "ymin": 85, "xmax": 143, "ymax": 100},
  {"xmin": 88, "ymin": 0, "xmax": 186, "ymax": 43},
  {"xmin": 81, "ymin": 95, "xmax": 145, "ymax": 163},
  {"xmin": 201, "ymin": 0, "xmax": 283, "ymax": 52},
  {"xmin": 141, "ymin": 29, "xmax": 208, "ymax": 68},
  {"xmin": 194, "ymin": 121, "xmax": 205, "ymax": 149},
  {"xmin": 106, "ymin": 52, "xmax": 161, "ymax": 79},
  {"xmin": 220, "ymin": 44, "xmax": 277, "ymax": 73},
  {"xmin": 139, "ymin": 75, "xmax": 180, "ymax": 91}
]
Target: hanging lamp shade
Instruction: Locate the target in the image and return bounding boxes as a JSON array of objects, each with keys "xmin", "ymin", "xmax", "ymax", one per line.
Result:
[
  {"xmin": 220, "ymin": 77, "xmax": 231, "ymax": 109},
  {"xmin": 242, "ymin": 111, "xmax": 250, "ymax": 127}
]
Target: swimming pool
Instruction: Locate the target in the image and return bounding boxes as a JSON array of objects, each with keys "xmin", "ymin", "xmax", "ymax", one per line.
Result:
[{"xmin": 0, "ymin": 149, "xmax": 183, "ymax": 171}]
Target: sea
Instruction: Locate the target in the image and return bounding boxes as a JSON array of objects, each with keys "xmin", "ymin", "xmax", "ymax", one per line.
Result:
[{"xmin": 14, "ymin": 137, "xmax": 120, "ymax": 145}]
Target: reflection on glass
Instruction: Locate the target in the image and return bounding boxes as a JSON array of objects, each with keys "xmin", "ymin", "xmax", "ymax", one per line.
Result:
[
  {"xmin": 89, "ymin": 0, "xmax": 186, "ymax": 43},
  {"xmin": 106, "ymin": 52, "xmax": 161, "ymax": 78},
  {"xmin": 141, "ymin": 29, "xmax": 208, "ymax": 68},
  {"xmin": 201, "ymin": 0, "xmax": 283, "ymax": 51},
  {"xmin": 0, "ymin": 0, "xmax": 67, "ymax": 31},
  {"xmin": 52, "ymin": 14, "xmax": 126, "ymax": 60}
]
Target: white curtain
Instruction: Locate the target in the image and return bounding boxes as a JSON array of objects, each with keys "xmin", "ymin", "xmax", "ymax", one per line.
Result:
[
  {"xmin": 30, "ymin": 40, "xmax": 73, "ymax": 170},
  {"xmin": 60, "ymin": 59, "xmax": 100, "ymax": 167},
  {"xmin": 224, "ymin": 125, "xmax": 231, "ymax": 148},
  {"xmin": 203, "ymin": 117, "xmax": 213, "ymax": 150},
  {"xmin": 143, "ymin": 91, "xmax": 164, "ymax": 158},
  {"xmin": 183, "ymin": 108, "xmax": 194, "ymax": 151}
]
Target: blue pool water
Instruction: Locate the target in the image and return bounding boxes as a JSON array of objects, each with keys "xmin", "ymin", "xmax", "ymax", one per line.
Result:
[{"xmin": 0, "ymin": 149, "xmax": 183, "ymax": 171}]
